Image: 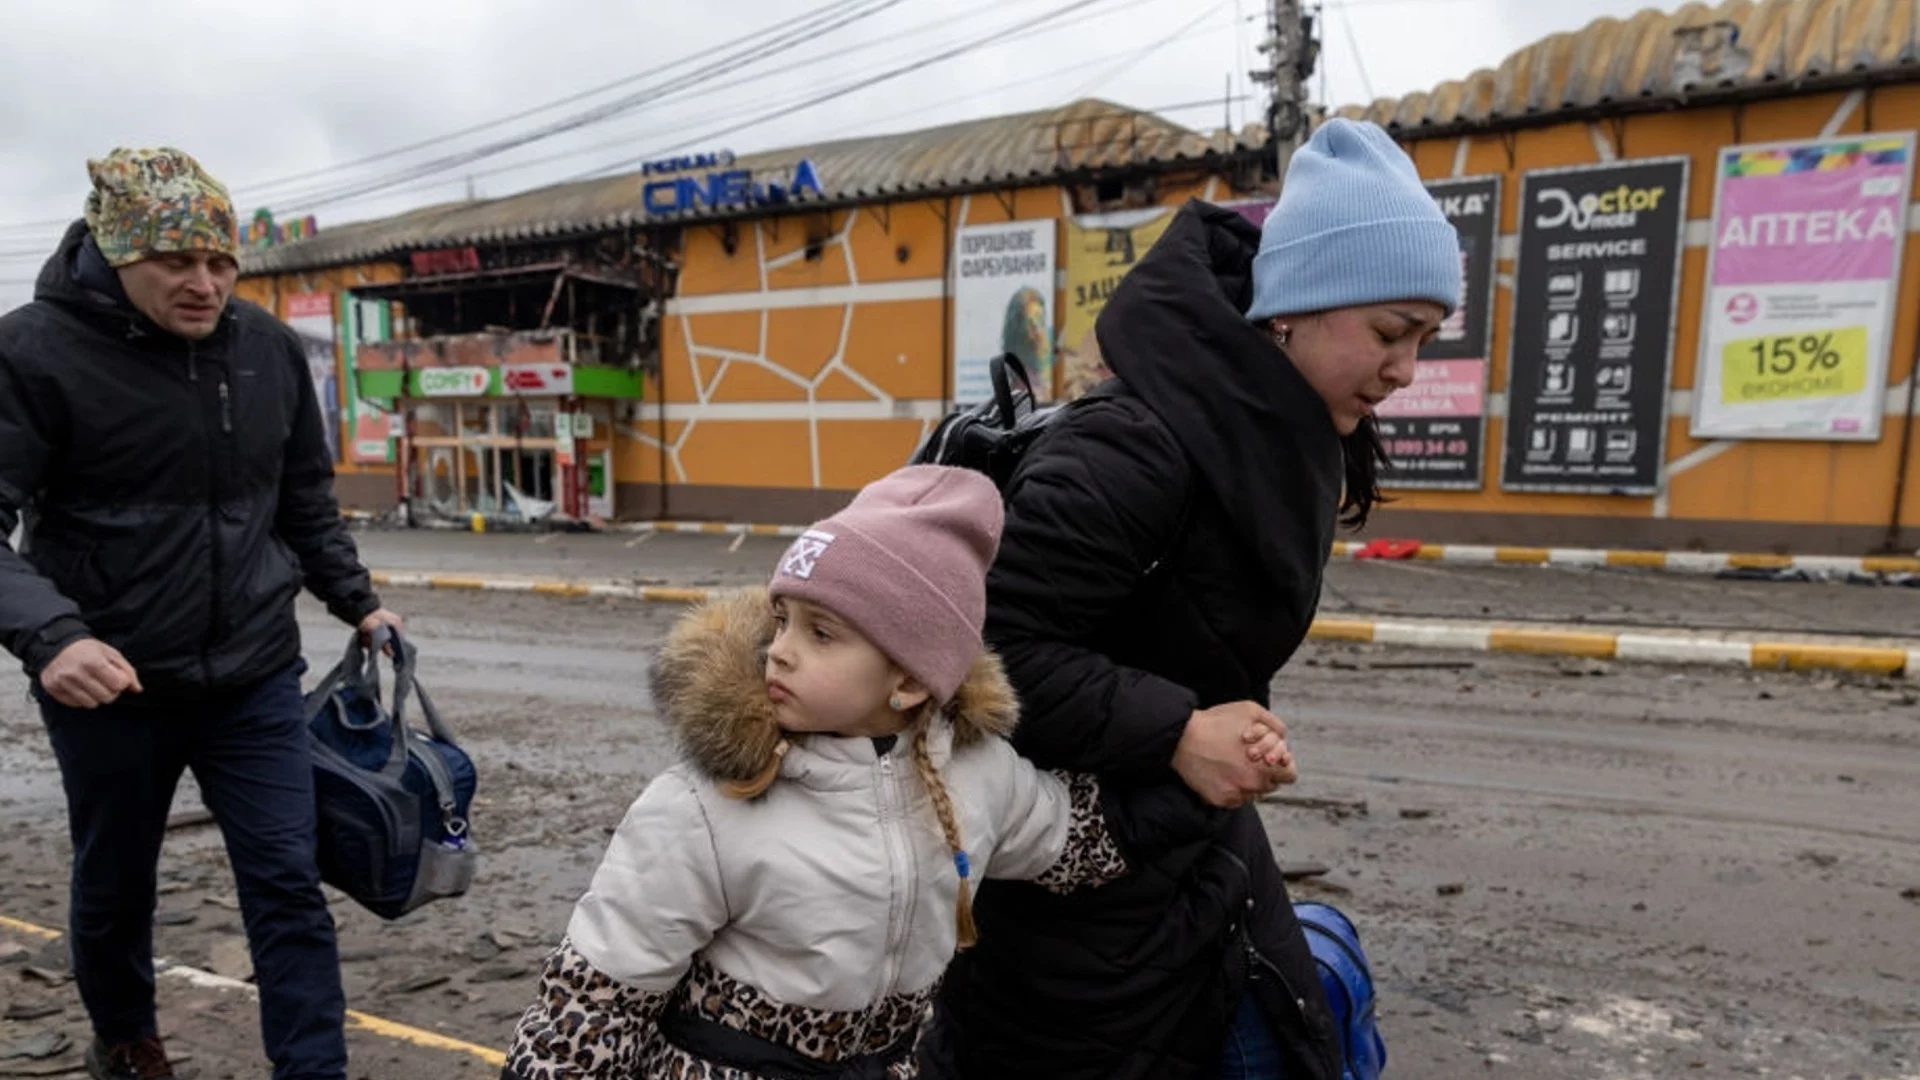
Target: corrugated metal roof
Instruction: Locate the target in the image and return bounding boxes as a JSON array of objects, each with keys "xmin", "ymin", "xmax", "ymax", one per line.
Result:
[
  {"xmin": 242, "ymin": 99, "xmax": 1259, "ymax": 276},
  {"xmin": 1335, "ymin": 0, "xmax": 1920, "ymax": 136}
]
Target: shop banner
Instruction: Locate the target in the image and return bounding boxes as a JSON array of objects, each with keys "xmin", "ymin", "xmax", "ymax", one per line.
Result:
[
  {"xmin": 1503, "ymin": 158, "xmax": 1689, "ymax": 495},
  {"xmin": 1693, "ymin": 134, "xmax": 1915, "ymax": 441},
  {"xmin": 951, "ymin": 220, "xmax": 1056, "ymax": 405},
  {"xmin": 1060, "ymin": 209, "xmax": 1172, "ymax": 398},
  {"xmin": 283, "ymin": 292, "xmax": 341, "ymax": 463},
  {"xmin": 1378, "ymin": 176, "xmax": 1500, "ymax": 490}
]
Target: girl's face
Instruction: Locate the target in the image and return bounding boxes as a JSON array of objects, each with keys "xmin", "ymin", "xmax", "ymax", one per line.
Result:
[
  {"xmin": 766, "ymin": 597, "xmax": 929, "ymax": 739},
  {"xmin": 1276, "ymin": 302, "xmax": 1447, "ymax": 435}
]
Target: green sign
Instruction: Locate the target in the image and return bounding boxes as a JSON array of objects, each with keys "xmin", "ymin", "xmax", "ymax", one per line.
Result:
[{"xmin": 355, "ymin": 365, "xmax": 645, "ymax": 401}]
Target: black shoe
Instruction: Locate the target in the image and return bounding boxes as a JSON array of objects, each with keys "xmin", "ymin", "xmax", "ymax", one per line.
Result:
[{"xmin": 86, "ymin": 1036, "xmax": 176, "ymax": 1080}]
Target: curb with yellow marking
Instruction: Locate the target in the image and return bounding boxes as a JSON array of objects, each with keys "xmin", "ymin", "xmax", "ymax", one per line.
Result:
[
  {"xmin": 1306, "ymin": 616, "xmax": 1915, "ymax": 677},
  {"xmin": 0, "ymin": 912, "xmax": 507, "ymax": 1068},
  {"xmin": 1325, "ymin": 541, "xmax": 1920, "ymax": 577},
  {"xmin": 369, "ymin": 571, "xmax": 1920, "ymax": 678},
  {"xmin": 616, "ymin": 521, "xmax": 1920, "ymax": 578}
]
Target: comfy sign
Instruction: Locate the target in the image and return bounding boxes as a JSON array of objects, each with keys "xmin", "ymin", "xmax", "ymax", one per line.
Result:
[
  {"xmin": 417, "ymin": 367, "xmax": 489, "ymax": 397},
  {"xmin": 502, "ymin": 364, "xmax": 574, "ymax": 395}
]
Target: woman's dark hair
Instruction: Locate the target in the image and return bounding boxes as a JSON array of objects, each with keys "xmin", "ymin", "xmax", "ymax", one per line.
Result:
[{"xmin": 1339, "ymin": 416, "xmax": 1392, "ymax": 530}]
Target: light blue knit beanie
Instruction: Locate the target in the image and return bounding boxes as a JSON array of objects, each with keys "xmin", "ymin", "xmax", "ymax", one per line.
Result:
[{"xmin": 1246, "ymin": 119, "xmax": 1461, "ymax": 322}]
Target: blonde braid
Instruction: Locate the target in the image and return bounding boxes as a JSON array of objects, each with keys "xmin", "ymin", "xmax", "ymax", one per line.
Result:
[
  {"xmin": 718, "ymin": 739, "xmax": 788, "ymax": 801},
  {"xmin": 909, "ymin": 710, "xmax": 977, "ymax": 951}
]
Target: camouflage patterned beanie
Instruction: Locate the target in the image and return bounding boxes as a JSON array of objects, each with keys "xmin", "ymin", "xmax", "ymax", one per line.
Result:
[{"xmin": 83, "ymin": 148, "xmax": 239, "ymax": 269}]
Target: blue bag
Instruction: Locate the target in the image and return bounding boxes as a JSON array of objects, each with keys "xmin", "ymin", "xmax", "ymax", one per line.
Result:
[
  {"xmin": 306, "ymin": 628, "xmax": 477, "ymax": 920},
  {"xmin": 1293, "ymin": 902, "xmax": 1387, "ymax": 1080}
]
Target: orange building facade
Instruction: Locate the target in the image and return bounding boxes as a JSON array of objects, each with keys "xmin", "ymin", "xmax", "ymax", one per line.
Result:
[
  {"xmin": 1338, "ymin": 0, "xmax": 1920, "ymax": 553},
  {"xmin": 242, "ymin": 0, "xmax": 1920, "ymax": 551}
]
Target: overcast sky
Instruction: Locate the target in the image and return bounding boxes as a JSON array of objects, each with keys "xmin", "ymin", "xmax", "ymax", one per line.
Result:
[{"xmin": 1, "ymin": 0, "xmax": 1660, "ymax": 312}]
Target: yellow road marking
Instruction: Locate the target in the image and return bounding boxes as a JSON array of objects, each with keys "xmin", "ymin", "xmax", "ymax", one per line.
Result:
[
  {"xmin": 1493, "ymin": 547, "xmax": 1552, "ymax": 565},
  {"xmin": 1750, "ymin": 643, "xmax": 1910, "ymax": 675},
  {"xmin": 0, "ymin": 911, "xmax": 506, "ymax": 1067},
  {"xmin": 1309, "ymin": 619, "xmax": 1377, "ymax": 643},
  {"xmin": 1604, "ymin": 550, "xmax": 1669, "ymax": 569},
  {"xmin": 0, "ymin": 913, "xmax": 61, "ymax": 940},
  {"xmin": 1489, "ymin": 629, "xmax": 1619, "ymax": 658}
]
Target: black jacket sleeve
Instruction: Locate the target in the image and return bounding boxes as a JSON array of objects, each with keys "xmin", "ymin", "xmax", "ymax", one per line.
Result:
[
  {"xmin": 0, "ymin": 347, "xmax": 92, "ymax": 673},
  {"xmin": 272, "ymin": 333, "xmax": 380, "ymax": 627},
  {"xmin": 984, "ymin": 396, "xmax": 1199, "ymax": 778}
]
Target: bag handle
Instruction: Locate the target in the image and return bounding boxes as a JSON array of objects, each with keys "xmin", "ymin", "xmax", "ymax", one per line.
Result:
[
  {"xmin": 988, "ymin": 352, "xmax": 1034, "ymax": 428},
  {"xmin": 320, "ymin": 627, "xmax": 419, "ymax": 780}
]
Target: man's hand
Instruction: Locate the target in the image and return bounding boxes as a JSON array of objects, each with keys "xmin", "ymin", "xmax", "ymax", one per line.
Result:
[
  {"xmin": 41, "ymin": 639, "xmax": 143, "ymax": 709},
  {"xmin": 1172, "ymin": 702, "xmax": 1297, "ymax": 808},
  {"xmin": 358, "ymin": 608, "xmax": 404, "ymax": 644}
]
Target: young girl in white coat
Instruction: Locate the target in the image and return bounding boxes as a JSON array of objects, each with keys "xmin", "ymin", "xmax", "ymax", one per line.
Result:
[{"xmin": 502, "ymin": 465, "xmax": 1290, "ymax": 1079}]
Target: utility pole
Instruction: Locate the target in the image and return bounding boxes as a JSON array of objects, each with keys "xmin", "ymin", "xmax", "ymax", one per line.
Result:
[{"xmin": 1251, "ymin": 0, "xmax": 1318, "ymax": 182}]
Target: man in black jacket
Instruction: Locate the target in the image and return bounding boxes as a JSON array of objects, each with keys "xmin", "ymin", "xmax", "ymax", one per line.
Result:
[{"xmin": 0, "ymin": 148, "xmax": 399, "ymax": 1080}]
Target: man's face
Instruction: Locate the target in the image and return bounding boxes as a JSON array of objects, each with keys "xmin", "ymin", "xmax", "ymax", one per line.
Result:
[{"xmin": 117, "ymin": 251, "xmax": 238, "ymax": 340}]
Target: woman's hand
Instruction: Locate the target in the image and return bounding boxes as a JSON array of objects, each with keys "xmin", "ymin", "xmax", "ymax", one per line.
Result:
[{"xmin": 1172, "ymin": 702, "xmax": 1296, "ymax": 808}]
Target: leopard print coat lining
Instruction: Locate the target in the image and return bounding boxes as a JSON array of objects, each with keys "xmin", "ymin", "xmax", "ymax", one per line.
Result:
[{"xmin": 503, "ymin": 943, "xmax": 932, "ymax": 1079}]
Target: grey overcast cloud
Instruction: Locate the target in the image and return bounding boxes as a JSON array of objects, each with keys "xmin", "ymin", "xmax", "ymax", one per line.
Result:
[{"xmin": 1, "ymin": 0, "xmax": 1657, "ymax": 310}]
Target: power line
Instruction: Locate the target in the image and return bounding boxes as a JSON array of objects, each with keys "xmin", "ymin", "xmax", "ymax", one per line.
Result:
[
  {"xmin": 570, "ymin": 0, "xmax": 1123, "ymax": 183},
  {"xmin": 1337, "ymin": 3, "xmax": 1377, "ymax": 101},
  {"xmin": 227, "ymin": 0, "xmax": 892, "ymax": 202},
  {"xmin": 260, "ymin": 7, "xmax": 1239, "ymax": 222},
  {"xmin": 1065, "ymin": 0, "xmax": 1233, "ymax": 102},
  {"xmin": 279, "ymin": 0, "xmax": 1160, "ymax": 215},
  {"xmin": 266, "ymin": 0, "xmax": 914, "ymax": 212},
  {"xmin": 0, "ymin": 0, "xmax": 905, "ymax": 232}
]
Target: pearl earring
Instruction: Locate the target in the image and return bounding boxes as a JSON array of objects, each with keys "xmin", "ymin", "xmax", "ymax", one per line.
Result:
[{"xmin": 889, "ymin": 694, "xmax": 904, "ymax": 712}]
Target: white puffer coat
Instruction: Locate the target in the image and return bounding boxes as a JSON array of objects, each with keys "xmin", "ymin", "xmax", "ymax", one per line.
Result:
[{"xmin": 502, "ymin": 588, "xmax": 1129, "ymax": 1080}]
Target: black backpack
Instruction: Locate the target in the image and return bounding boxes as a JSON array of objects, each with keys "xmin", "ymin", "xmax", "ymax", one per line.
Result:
[
  {"xmin": 911, "ymin": 353, "xmax": 1186, "ymax": 576},
  {"xmin": 909, "ymin": 353, "xmax": 1062, "ymax": 489}
]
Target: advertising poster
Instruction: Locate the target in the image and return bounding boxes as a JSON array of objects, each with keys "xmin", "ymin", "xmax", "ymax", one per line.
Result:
[
  {"xmin": 1060, "ymin": 209, "xmax": 1172, "ymax": 400},
  {"xmin": 1503, "ymin": 158, "xmax": 1689, "ymax": 495},
  {"xmin": 342, "ymin": 297, "xmax": 398, "ymax": 465},
  {"xmin": 951, "ymin": 220, "xmax": 1056, "ymax": 405},
  {"xmin": 283, "ymin": 292, "xmax": 340, "ymax": 463},
  {"xmin": 1377, "ymin": 176, "xmax": 1500, "ymax": 490},
  {"xmin": 1693, "ymin": 134, "xmax": 1915, "ymax": 441}
]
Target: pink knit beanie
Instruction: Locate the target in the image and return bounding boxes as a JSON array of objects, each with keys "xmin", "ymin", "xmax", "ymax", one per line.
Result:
[{"xmin": 769, "ymin": 466, "xmax": 1003, "ymax": 703}]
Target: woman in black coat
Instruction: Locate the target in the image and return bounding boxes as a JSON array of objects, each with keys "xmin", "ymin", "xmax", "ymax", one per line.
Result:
[{"xmin": 929, "ymin": 120, "xmax": 1463, "ymax": 1079}]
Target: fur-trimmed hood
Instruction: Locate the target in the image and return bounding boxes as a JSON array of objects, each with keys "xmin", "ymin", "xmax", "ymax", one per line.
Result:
[{"xmin": 649, "ymin": 587, "xmax": 1019, "ymax": 783}]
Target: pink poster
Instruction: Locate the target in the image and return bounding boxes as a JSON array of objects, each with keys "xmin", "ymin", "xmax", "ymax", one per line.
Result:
[
  {"xmin": 1375, "ymin": 359, "xmax": 1487, "ymax": 419},
  {"xmin": 1695, "ymin": 135, "xmax": 1915, "ymax": 441}
]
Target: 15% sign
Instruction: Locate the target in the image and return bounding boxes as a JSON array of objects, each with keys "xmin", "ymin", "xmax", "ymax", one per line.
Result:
[{"xmin": 1721, "ymin": 326, "xmax": 1868, "ymax": 404}]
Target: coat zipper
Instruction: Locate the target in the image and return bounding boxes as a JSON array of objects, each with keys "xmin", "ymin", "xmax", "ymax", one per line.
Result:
[
  {"xmin": 856, "ymin": 752, "xmax": 915, "ymax": 1051},
  {"xmin": 190, "ymin": 343, "xmax": 223, "ymax": 684}
]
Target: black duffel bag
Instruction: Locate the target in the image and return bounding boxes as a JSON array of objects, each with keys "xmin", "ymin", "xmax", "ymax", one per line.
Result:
[{"xmin": 306, "ymin": 627, "xmax": 477, "ymax": 920}]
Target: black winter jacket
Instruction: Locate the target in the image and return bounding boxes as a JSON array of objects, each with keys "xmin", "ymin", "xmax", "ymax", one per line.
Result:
[
  {"xmin": 0, "ymin": 222, "xmax": 379, "ymax": 696},
  {"xmin": 931, "ymin": 203, "xmax": 1347, "ymax": 1080}
]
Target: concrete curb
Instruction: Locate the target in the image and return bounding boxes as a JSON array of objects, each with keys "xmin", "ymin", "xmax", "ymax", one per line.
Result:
[
  {"xmin": 1326, "ymin": 541, "xmax": 1920, "ymax": 577},
  {"xmin": 369, "ymin": 571, "xmax": 1919, "ymax": 678},
  {"xmin": 617, "ymin": 522, "xmax": 1920, "ymax": 577}
]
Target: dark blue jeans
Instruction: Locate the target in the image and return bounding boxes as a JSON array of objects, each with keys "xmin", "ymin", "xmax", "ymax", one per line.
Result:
[
  {"xmin": 39, "ymin": 665, "xmax": 347, "ymax": 1080},
  {"xmin": 1217, "ymin": 992, "xmax": 1285, "ymax": 1080}
]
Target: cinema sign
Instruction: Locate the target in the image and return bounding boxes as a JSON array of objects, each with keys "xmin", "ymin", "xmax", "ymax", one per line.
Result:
[{"xmin": 641, "ymin": 152, "xmax": 825, "ymax": 216}]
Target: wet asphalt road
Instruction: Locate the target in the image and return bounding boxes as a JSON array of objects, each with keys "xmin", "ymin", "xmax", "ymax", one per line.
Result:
[{"xmin": 0, "ymin": 535, "xmax": 1916, "ymax": 1078}]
